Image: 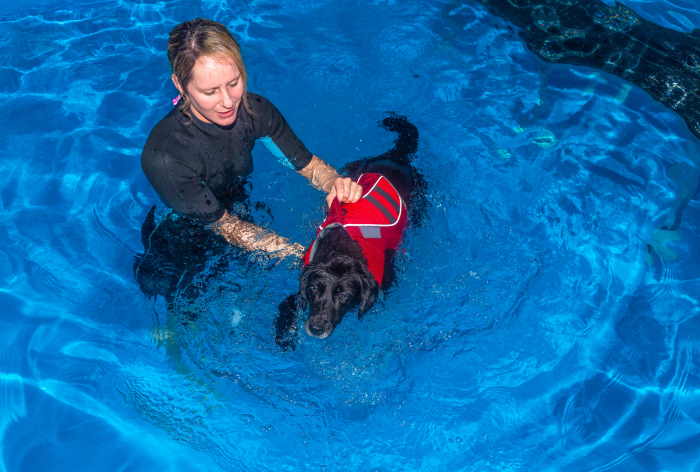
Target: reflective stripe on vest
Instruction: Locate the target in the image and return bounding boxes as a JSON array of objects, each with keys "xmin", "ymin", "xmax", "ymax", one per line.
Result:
[{"xmin": 342, "ymin": 174, "xmax": 403, "ymax": 230}]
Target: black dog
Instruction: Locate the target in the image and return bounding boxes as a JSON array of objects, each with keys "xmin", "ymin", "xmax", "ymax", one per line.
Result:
[{"xmin": 275, "ymin": 114, "xmax": 425, "ymax": 349}]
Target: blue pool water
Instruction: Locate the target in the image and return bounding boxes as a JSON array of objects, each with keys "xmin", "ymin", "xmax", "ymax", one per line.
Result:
[{"xmin": 2, "ymin": 0, "xmax": 700, "ymax": 470}]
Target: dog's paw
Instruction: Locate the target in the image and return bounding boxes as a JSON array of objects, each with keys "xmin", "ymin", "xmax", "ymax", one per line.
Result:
[
  {"xmin": 274, "ymin": 294, "xmax": 301, "ymax": 351},
  {"xmin": 275, "ymin": 330, "xmax": 297, "ymax": 351}
]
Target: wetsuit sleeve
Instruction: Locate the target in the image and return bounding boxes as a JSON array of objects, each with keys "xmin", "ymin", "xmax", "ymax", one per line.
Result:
[
  {"xmin": 249, "ymin": 94, "xmax": 313, "ymax": 170},
  {"xmin": 141, "ymin": 148, "xmax": 225, "ymax": 223}
]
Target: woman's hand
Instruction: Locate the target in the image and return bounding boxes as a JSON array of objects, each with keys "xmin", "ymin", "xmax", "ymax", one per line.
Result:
[
  {"xmin": 296, "ymin": 156, "xmax": 362, "ymax": 206},
  {"xmin": 328, "ymin": 177, "xmax": 362, "ymax": 206},
  {"xmin": 286, "ymin": 242, "xmax": 306, "ymax": 259}
]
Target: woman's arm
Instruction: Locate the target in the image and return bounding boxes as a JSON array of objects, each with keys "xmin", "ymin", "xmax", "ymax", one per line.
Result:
[
  {"xmin": 247, "ymin": 95, "xmax": 362, "ymax": 202},
  {"xmin": 298, "ymin": 155, "xmax": 363, "ymax": 203},
  {"xmin": 211, "ymin": 155, "xmax": 360, "ymax": 259},
  {"xmin": 209, "ymin": 210, "xmax": 304, "ymax": 259}
]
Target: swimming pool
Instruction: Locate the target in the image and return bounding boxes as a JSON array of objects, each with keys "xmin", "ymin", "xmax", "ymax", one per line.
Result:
[{"xmin": 1, "ymin": 0, "xmax": 699, "ymax": 470}]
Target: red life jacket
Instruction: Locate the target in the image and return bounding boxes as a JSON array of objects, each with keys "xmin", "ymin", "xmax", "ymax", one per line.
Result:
[{"xmin": 303, "ymin": 173, "xmax": 408, "ymax": 285}]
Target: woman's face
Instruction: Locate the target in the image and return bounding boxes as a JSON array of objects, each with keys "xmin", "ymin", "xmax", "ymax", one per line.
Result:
[{"xmin": 174, "ymin": 54, "xmax": 245, "ymax": 126}]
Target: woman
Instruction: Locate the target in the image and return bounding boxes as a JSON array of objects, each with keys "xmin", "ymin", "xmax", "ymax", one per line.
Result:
[{"xmin": 141, "ymin": 18, "xmax": 361, "ymax": 261}]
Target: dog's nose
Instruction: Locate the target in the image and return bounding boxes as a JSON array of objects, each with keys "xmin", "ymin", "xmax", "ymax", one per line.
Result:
[{"xmin": 307, "ymin": 319, "xmax": 330, "ymax": 337}]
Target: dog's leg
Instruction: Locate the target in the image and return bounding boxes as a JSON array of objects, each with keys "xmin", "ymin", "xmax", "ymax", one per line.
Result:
[
  {"xmin": 275, "ymin": 293, "xmax": 301, "ymax": 351},
  {"xmin": 381, "ymin": 248, "xmax": 397, "ymax": 290}
]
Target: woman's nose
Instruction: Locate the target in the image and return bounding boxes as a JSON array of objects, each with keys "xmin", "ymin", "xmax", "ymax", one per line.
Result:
[{"xmin": 221, "ymin": 88, "xmax": 233, "ymax": 108}]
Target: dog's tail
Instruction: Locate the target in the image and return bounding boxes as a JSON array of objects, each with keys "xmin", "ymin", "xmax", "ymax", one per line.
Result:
[{"xmin": 379, "ymin": 113, "xmax": 418, "ymax": 164}]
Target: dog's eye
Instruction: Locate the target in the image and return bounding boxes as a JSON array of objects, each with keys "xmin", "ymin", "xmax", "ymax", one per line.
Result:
[
  {"xmin": 309, "ymin": 283, "xmax": 324, "ymax": 295},
  {"xmin": 335, "ymin": 288, "xmax": 352, "ymax": 304}
]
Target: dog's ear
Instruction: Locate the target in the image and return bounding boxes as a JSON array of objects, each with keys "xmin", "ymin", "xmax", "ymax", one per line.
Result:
[
  {"xmin": 357, "ymin": 276, "xmax": 379, "ymax": 319},
  {"xmin": 275, "ymin": 293, "xmax": 301, "ymax": 351},
  {"xmin": 298, "ymin": 271, "xmax": 312, "ymax": 309}
]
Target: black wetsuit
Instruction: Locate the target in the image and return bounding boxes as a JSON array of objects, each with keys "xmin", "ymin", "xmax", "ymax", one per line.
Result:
[
  {"xmin": 135, "ymin": 93, "xmax": 312, "ymax": 301},
  {"xmin": 141, "ymin": 92, "xmax": 313, "ymax": 222}
]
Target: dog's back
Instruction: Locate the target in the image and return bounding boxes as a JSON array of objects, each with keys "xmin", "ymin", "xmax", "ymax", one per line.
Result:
[{"xmin": 341, "ymin": 115, "xmax": 426, "ymax": 225}]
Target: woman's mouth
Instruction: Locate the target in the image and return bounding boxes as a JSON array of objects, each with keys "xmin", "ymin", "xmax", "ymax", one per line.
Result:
[{"xmin": 218, "ymin": 108, "xmax": 235, "ymax": 119}]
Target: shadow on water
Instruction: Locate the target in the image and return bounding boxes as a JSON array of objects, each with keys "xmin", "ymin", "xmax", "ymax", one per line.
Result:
[
  {"xmin": 468, "ymin": 0, "xmax": 700, "ymax": 139},
  {"xmin": 445, "ymin": 0, "xmax": 700, "ymax": 264}
]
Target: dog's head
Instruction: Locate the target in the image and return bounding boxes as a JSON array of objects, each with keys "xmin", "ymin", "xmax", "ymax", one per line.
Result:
[{"xmin": 300, "ymin": 253, "xmax": 378, "ymax": 339}]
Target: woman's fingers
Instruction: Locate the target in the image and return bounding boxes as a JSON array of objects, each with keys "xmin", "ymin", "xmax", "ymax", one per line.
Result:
[
  {"xmin": 349, "ymin": 180, "xmax": 362, "ymax": 202},
  {"xmin": 326, "ymin": 187, "xmax": 337, "ymax": 207},
  {"xmin": 335, "ymin": 178, "xmax": 349, "ymax": 202},
  {"xmin": 332, "ymin": 177, "xmax": 362, "ymax": 203},
  {"xmin": 291, "ymin": 242, "xmax": 305, "ymax": 258}
]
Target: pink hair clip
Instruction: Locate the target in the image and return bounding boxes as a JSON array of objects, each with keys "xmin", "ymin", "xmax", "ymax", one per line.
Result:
[{"xmin": 171, "ymin": 94, "xmax": 182, "ymax": 106}]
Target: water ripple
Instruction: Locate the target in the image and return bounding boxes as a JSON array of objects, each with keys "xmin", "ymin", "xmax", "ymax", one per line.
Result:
[{"xmin": 1, "ymin": 0, "xmax": 699, "ymax": 470}]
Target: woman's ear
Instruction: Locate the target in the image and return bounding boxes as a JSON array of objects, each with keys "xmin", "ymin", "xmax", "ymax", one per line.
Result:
[{"xmin": 171, "ymin": 74, "xmax": 184, "ymax": 95}]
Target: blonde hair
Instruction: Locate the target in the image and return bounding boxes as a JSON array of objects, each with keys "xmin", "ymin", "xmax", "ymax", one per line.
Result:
[{"xmin": 167, "ymin": 18, "xmax": 251, "ymax": 119}]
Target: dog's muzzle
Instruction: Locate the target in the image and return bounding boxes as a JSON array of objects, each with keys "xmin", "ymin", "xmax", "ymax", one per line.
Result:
[{"xmin": 305, "ymin": 317, "xmax": 333, "ymax": 339}]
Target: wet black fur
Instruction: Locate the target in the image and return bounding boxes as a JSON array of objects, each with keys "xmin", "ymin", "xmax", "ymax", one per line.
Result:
[
  {"xmin": 275, "ymin": 113, "xmax": 425, "ymax": 350},
  {"xmin": 133, "ymin": 183, "xmax": 266, "ymax": 316},
  {"xmin": 133, "ymin": 207, "xmax": 228, "ymax": 301}
]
